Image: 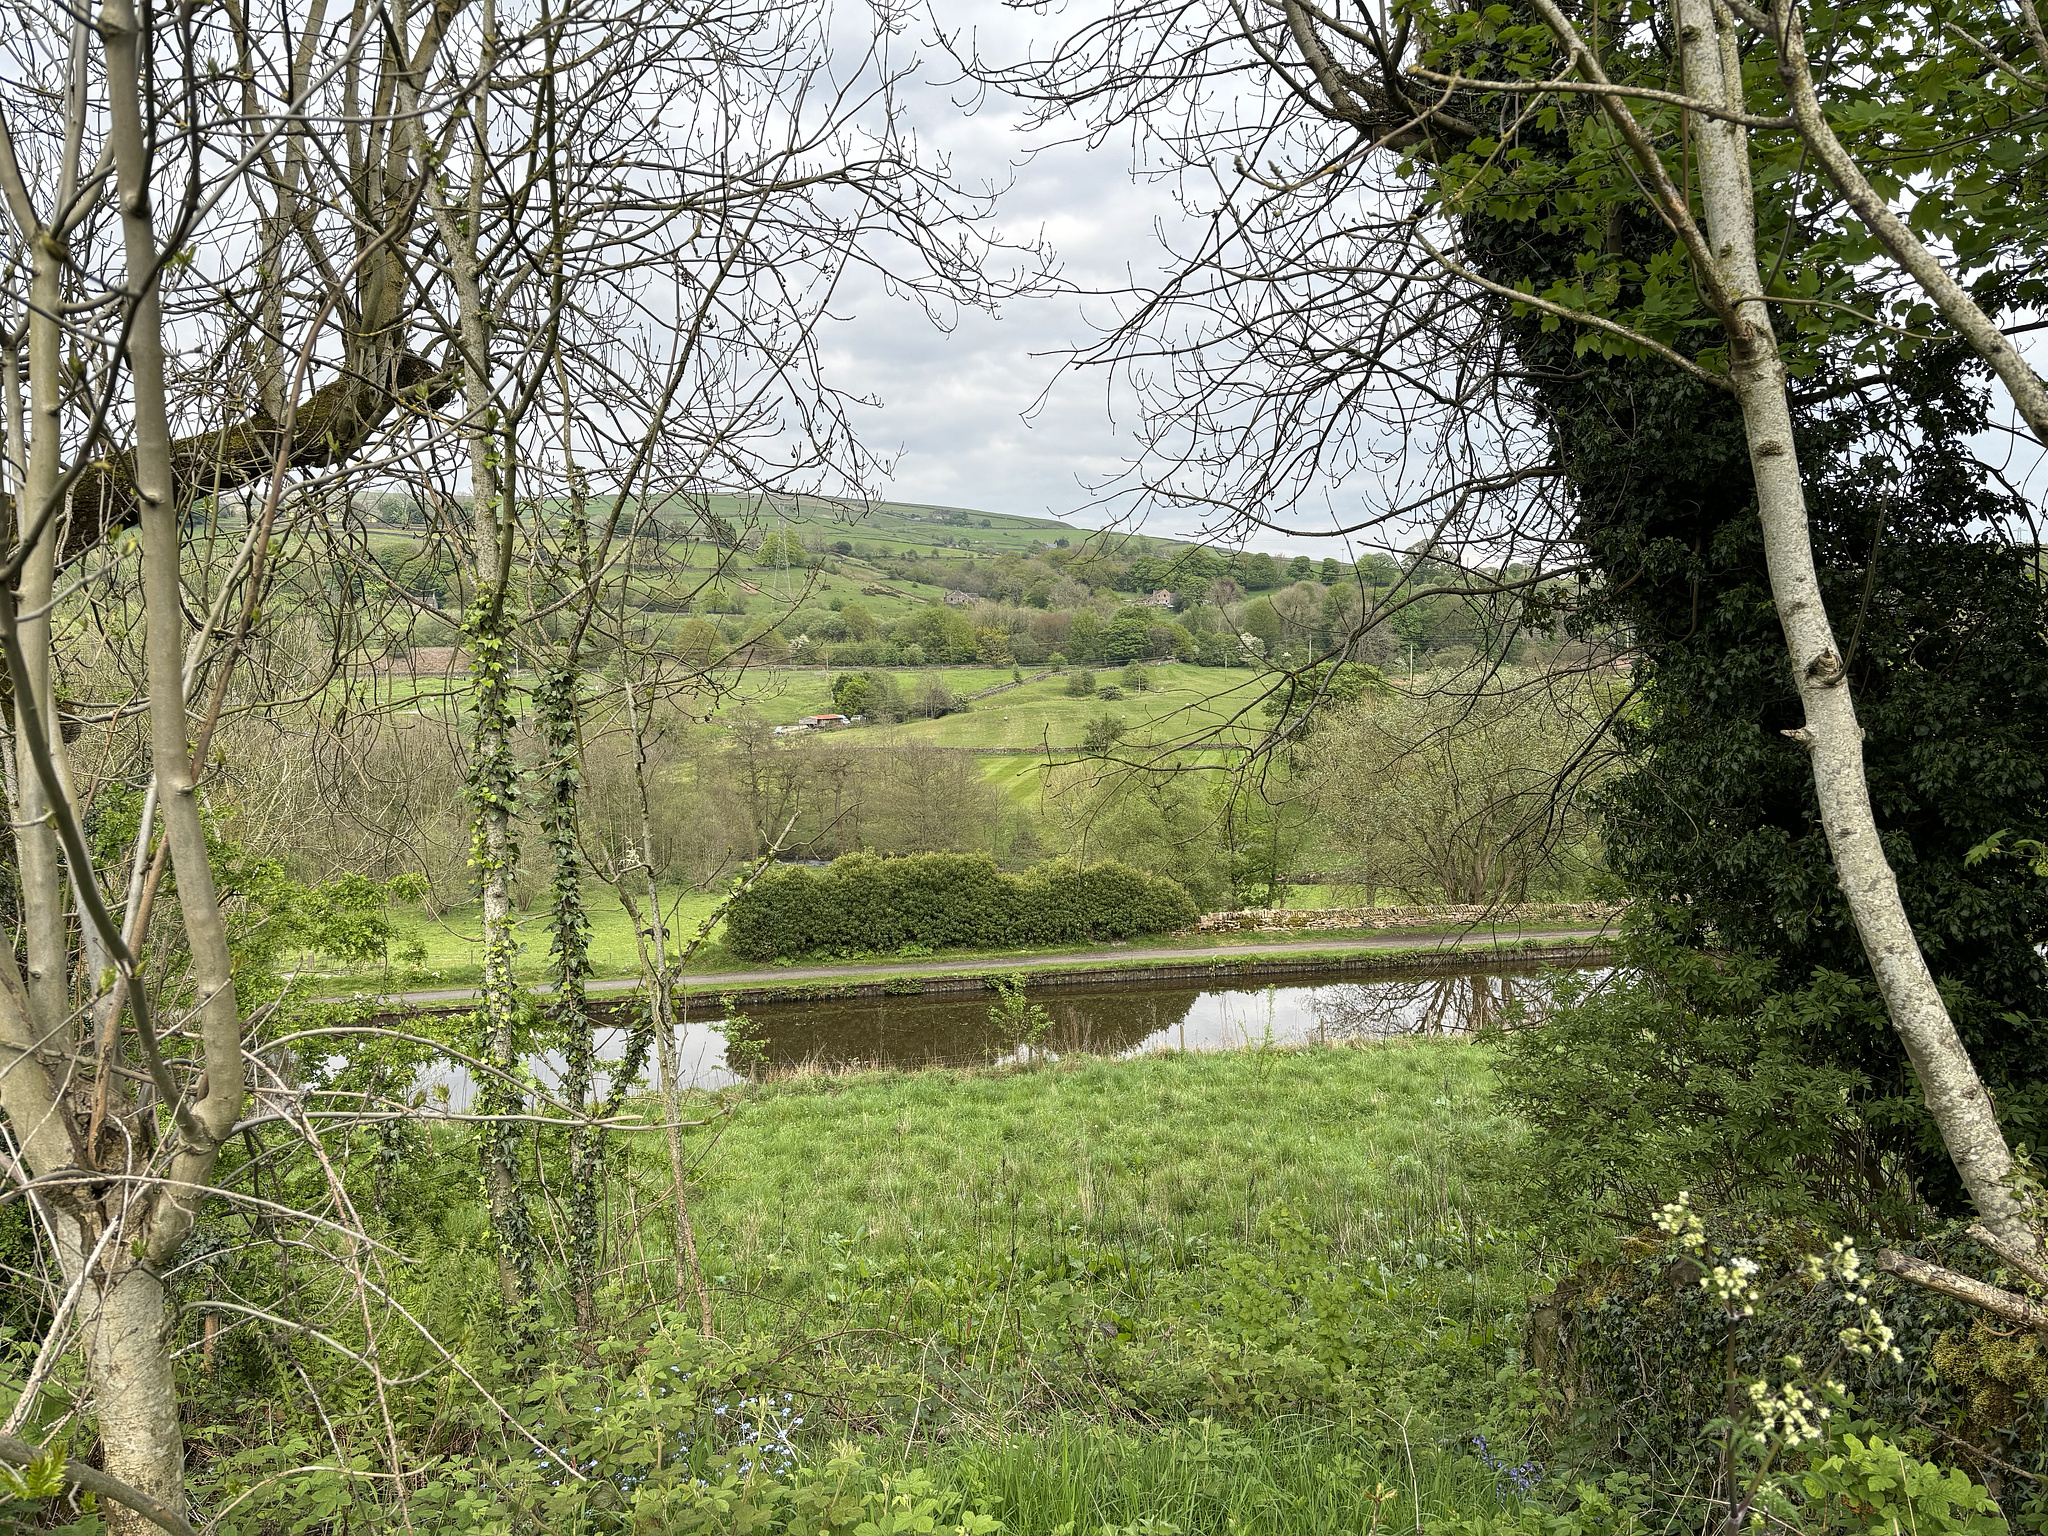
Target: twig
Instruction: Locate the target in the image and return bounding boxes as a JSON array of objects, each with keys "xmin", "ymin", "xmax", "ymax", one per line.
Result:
[
  {"xmin": 1406, "ymin": 66, "xmax": 1794, "ymax": 127},
  {"xmin": 0, "ymin": 1432, "xmax": 197, "ymax": 1536},
  {"xmin": 1413, "ymin": 231, "xmax": 1733, "ymax": 390}
]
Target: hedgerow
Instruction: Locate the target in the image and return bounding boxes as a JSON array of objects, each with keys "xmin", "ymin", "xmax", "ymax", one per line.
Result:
[{"xmin": 723, "ymin": 853, "xmax": 1199, "ymax": 960}]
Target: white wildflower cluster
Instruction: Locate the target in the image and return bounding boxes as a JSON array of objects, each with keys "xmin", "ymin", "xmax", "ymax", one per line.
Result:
[
  {"xmin": 1810, "ymin": 1236, "xmax": 1904, "ymax": 1364},
  {"xmin": 1655, "ymin": 1193, "xmax": 1759, "ymax": 1315},
  {"xmin": 1838, "ymin": 1309, "xmax": 1901, "ymax": 1362},
  {"xmin": 1747, "ymin": 1376, "xmax": 1829, "ymax": 1447},
  {"xmin": 1802, "ymin": 1236, "xmax": 1861, "ymax": 1286},
  {"xmin": 1655, "ymin": 1191, "xmax": 1707, "ymax": 1251},
  {"xmin": 1704, "ymin": 1255, "xmax": 1761, "ymax": 1316}
]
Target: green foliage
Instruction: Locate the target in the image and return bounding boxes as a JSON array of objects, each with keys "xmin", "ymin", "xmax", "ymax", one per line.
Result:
[
  {"xmin": 0, "ymin": 1446, "xmax": 99, "ymax": 1535},
  {"xmin": 86, "ymin": 783, "xmax": 428, "ymax": 996},
  {"xmin": 1209, "ymin": 780, "xmax": 1307, "ymax": 910},
  {"xmin": 1068, "ymin": 611, "xmax": 1103, "ymax": 662},
  {"xmin": 722, "ymin": 853, "xmax": 1199, "ymax": 959},
  {"xmin": 218, "ymin": 861, "xmax": 428, "ymax": 993},
  {"xmin": 1238, "ymin": 597, "xmax": 1282, "ymax": 651},
  {"xmin": 943, "ymin": 1415, "xmax": 1492, "ymax": 1536},
  {"xmin": 1435, "ymin": 0, "xmax": 2048, "ymax": 1209},
  {"xmin": 892, "ymin": 605, "xmax": 977, "ymax": 663},
  {"xmin": 1261, "ymin": 662, "xmax": 1391, "ymax": 735},
  {"xmin": 1425, "ymin": 1472, "xmax": 1660, "ymax": 1536},
  {"xmin": 720, "ymin": 996, "xmax": 769, "ymax": 1077},
  {"xmin": 756, "ymin": 529, "xmax": 812, "ymax": 568},
  {"xmin": 1305, "ymin": 682, "xmax": 1599, "ymax": 905},
  {"xmin": 1490, "ymin": 933, "xmax": 1873, "ymax": 1234},
  {"xmin": 1530, "ymin": 1222, "xmax": 2046, "ymax": 1518},
  {"xmin": 986, "ymin": 973, "xmax": 1052, "ymax": 1054},
  {"xmin": 1083, "ymin": 712, "xmax": 1127, "ymax": 754},
  {"xmin": 831, "ymin": 670, "xmax": 905, "ymax": 720},
  {"xmin": 1423, "ymin": 1441, "xmax": 2012, "ymax": 1536},
  {"xmin": 1101, "ymin": 608, "xmax": 1156, "ymax": 663},
  {"xmin": 1418, "ymin": 0, "xmax": 2048, "ymax": 377},
  {"xmin": 1799, "ymin": 1433, "xmax": 2009, "ymax": 1536},
  {"xmin": 206, "ymin": 1326, "xmax": 1000, "ymax": 1535},
  {"xmin": 1064, "ymin": 670, "xmax": 1097, "ymax": 697}
]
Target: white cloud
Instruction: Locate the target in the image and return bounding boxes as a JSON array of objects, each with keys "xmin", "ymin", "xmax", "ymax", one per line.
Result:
[{"xmin": 816, "ymin": 0, "xmax": 1343, "ymax": 555}]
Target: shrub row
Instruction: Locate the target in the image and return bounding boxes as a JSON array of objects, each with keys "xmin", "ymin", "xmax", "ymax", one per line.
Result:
[{"xmin": 723, "ymin": 853, "xmax": 1200, "ymax": 960}]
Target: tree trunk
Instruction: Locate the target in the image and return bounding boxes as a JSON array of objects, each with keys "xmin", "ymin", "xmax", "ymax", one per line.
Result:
[
  {"xmin": 393, "ymin": 0, "xmax": 534, "ymax": 1325},
  {"xmin": 80, "ymin": 1262, "xmax": 182, "ymax": 1536},
  {"xmin": 1677, "ymin": 0, "xmax": 2035, "ymax": 1251},
  {"xmin": 15, "ymin": 236, "xmax": 73, "ymax": 1033},
  {"xmin": 623, "ymin": 681, "xmax": 714, "ymax": 1335}
]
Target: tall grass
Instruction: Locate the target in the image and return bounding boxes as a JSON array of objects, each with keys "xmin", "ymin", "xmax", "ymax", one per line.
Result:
[
  {"xmin": 183, "ymin": 1035, "xmax": 1547, "ymax": 1531},
  {"xmin": 928, "ymin": 1413, "xmax": 1505, "ymax": 1536},
  {"xmin": 611, "ymin": 1041, "xmax": 1544, "ymax": 1441},
  {"xmin": 682, "ymin": 1039, "xmax": 1519, "ymax": 1292}
]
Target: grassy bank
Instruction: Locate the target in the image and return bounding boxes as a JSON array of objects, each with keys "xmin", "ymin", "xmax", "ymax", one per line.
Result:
[
  {"xmin": 662, "ymin": 1042, "xmax": 1540, "ymax": 1528},
  {"xmin": 684, "ymin": 1040, "xmax": 1536, "ymax": 1354},
  {"xmin": 197, "ymin": 1035, "xmax": 1550, "ymax": 1531}
]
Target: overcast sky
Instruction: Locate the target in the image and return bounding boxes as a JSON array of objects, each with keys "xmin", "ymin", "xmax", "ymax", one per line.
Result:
[
  {"xmin": 812, "ymin": 3, "xmax": 1310, "ymax": 547},
  {"xmin": 820, "ymin": 3, "xmax": 2048, "ymax": 555}
]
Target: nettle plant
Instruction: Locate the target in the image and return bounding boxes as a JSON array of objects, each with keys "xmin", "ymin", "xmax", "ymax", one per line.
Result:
[{"xmin": 1651, "ymin": 1194, "xmax": 2007, "ymax": 1536}]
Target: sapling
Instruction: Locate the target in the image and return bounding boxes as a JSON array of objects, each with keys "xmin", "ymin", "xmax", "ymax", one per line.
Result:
[{"xmin": 988, "ymin": 973, "xmax": 1053, "ymax": 1060}]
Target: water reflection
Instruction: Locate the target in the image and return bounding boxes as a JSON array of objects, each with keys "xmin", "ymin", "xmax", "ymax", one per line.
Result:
[
  {"xmin": 427, "ymin": 959, "xmax": 1603, "ymax": 1108},
  {"xmin": 1307, "ymin": 970, "xmax": 1559, "ymax": 1040},
  {"xmin": 651, "ymin": 960, "xmax": 1594, "ymax": 1093}
]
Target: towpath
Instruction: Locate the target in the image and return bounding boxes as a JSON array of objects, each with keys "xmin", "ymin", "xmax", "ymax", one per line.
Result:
[{"xmin": 371, "ymin": 925, "xmax": 1614, "ymax": 1008}]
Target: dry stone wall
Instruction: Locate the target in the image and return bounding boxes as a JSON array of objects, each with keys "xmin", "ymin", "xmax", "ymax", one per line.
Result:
[{"xmin": 1195, "ymin": 902, "xmax": 1624, "ymax": 933}]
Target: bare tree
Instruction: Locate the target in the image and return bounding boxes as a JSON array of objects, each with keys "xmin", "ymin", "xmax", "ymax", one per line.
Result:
[
  {"xmin": 0, "ymin": 0, "xmax": 1037, "ymax": 1522},
  {"xmin": 959, "ymin": 0, "xmax": 2045, "ymax": 1277}
]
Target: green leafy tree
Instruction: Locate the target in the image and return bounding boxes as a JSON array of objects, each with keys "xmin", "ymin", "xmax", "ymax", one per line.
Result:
[
  {"xmin": 893, "ymin": 605, "xmax": 976, "ymax": 662},
  {"xmin": 674, "ymin": 617, "xmax": 724, "ymax": 671},
  {"xmin": 837, "ymin": 601, "xmax": 879, "ymax": 641},
  {"xmin": 1261, "ymin": 662, "xmax": 1392, "ymax": 737},
  {"xmin": 754, "ymin": 529, "xmax": 810, "ymax": 567},
  {"xmin": 1065, "ymin": 609, "xmax": 1103, "ymax": 662},
  {"xmin": 1100, "ymin": 607, "xmax": 1156, "ymax": 663},
  {"xmin": 1083, "ymin": 712, "xmax": 1128, "ymax": 755},
  {"xmin": 1238, "ymin": 596, "xmax": 1283, "ymax": 652},
  {"xmin": 831, "ymin": 670, "xmax": 904, "ymax": 720}
]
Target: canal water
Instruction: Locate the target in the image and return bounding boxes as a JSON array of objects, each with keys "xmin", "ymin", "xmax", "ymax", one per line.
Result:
[{"xmin": 422, "ymin": 955, "xmax": 1609, "ymax": 1107}]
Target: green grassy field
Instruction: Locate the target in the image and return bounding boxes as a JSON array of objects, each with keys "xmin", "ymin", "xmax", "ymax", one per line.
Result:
[
  {"xmin": 689, "ymin": 1040, "xmax": 1531, "ymax": 1340},
  {"xmin": 296, "ymin": 884, "xmax": 728, "ymax": 991},
  {"xmin": 648, "ymin": 1040, "xmax": 1539, "ymax": 1531},
  {"xmin": 697, "ymin": 492, "xmax": 1089, "ymax": 557},
  {"xmin": 213, "ymin": 1033, "xmax": 1536, "ymax": 1533},
  {"xmin": 713, "ymin": 662, "xmax": 1274, "ymax": 746}
]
